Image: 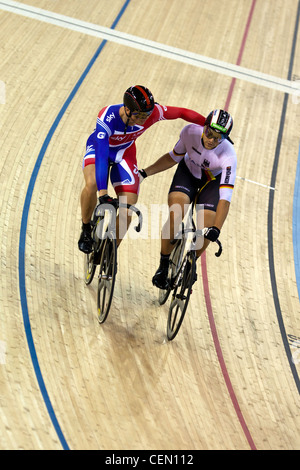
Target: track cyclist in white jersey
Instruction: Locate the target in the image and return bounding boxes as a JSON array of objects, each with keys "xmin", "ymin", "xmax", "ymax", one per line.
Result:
[{"xmin": 140, "ymin": 109, "xmax": 237, "ymax": 290}]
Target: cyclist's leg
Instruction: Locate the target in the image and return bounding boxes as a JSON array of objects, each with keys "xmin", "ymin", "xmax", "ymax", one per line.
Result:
[
  {"xmin": 161, "ymin": 160, "xmax": 199, "ymax": 255},
  {"xmin": 153, "ymin": 191, "xmax": 190, "ymax": 289},
  {"xmin": 195, "ymin": 174, "xmax": 221, "ymax": 258},
  {"xmin": 79, "ymin": 156, "xmax": 98, "ymax": 253},
  {"xmin": 153, "ymin": 161, "xmax": 197, "ymax": 289},
  {"xmin": 161, "ymin": 191, "xmax": 190, "ymax": 255},
  {"xmin": 81, "ymin": 163, "xmax": 98, "ymax": 224},
  {"xmin": 115, "ymin": 191, "xmax": 138, "ymax": 246},
  {"xmin": 110, "ymin": 145, "xmax": 140, "ymax": 246}
]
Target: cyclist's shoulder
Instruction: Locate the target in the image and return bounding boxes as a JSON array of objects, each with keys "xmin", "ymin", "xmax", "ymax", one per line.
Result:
[
  {"xmin": 97, "ymin": 103, "xmax": 122, "ymax": 120},
  {"xmin": 180, "ymin": 123, "xmax": 203, "ymax": 138},
  {"xmin": 96, "ymin": 104, "xmax": 123, "ymax": 134},
  {"xmin": 222, "ymin": 140, "xmax": 237, "ymax": 156},
  {"xmin": 217, "ymin": 141, "xmax": 237, "ymax": 165}
]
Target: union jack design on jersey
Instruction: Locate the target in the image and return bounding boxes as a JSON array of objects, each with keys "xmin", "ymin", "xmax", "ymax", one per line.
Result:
[{"xmin": 82, "ymin": 103, "xmax": 205, "ymax": 194}]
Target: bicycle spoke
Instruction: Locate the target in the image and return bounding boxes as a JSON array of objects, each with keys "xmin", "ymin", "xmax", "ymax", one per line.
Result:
[{"xmin": 99, "ymin": 279, "xmax": 113, "ymax": 292}]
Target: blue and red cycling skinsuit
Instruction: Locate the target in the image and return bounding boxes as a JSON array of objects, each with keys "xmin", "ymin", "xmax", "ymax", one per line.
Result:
[{"xmin": 82, "ymin": 103, "xmax": 205, "ymax": 194}]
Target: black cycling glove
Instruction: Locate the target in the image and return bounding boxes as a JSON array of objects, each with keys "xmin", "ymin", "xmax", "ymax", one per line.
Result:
[
  {"xmin": 139, "ymin": 169, "xmax": 148, "ymax": 184},
  {"xmin": 204, "ymin": 226, "xmax": 220, "ymax": 242}
]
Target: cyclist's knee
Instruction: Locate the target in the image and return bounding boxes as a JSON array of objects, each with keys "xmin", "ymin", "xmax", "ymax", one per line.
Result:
[
  {"xmin": 117, "ymin": 192, "xmax": 138, "ymax": 206},
  {"xmin": 83, "ymin": 176, "xmax": 97, "ymax": 195},
  {"xmin": 83, "ymin": 165, "xmax": 97, "ymax": 190}
]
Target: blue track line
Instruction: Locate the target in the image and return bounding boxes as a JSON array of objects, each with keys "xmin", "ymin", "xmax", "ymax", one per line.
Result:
[
  {"xmin": 293, "ymin": 142, "xmax": 300, "ymax": 302},
  {"xmin": 18, "ymin": 0, "xmax": 131, "ymax": 450}
]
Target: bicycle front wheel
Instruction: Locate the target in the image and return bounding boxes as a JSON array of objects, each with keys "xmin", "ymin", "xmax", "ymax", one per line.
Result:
[
  {"xmin": 97, "ymin": 236, "xmax": 117, "ymax": 324},
  {"xmin": 167, "ymin": 252, "xmax": 196, "ymax": 341}
]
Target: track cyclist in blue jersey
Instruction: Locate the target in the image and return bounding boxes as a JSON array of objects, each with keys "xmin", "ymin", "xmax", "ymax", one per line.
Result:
[
  {"xmin": 78, "ymin": 85, "xmax": 206, "ymax": 253},
  {"xmin": 140, "ymin": 109, "xmax": 237, "ymax": 290}
]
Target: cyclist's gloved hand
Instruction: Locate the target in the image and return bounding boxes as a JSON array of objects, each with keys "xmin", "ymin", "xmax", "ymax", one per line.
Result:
[
  {"xmin": 138, "ymin": 169, "xmax": 147, "ymax": 183},
  {"xmin": 204, "ymin": 226, "xmax": 220, "ymax": 242},
  {"xmin": 98, "ymin": 194, "xmax": 117, "ymax": 207}
]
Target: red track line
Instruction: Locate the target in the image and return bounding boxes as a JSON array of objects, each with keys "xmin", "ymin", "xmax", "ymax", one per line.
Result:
[
  {"xmin": 201, "ymin": 257, "xmax": 257, "ymax": 449},
  {"xmin": 225, "ymin": 0, "xmax": 256, "ymax": 111},
  {"xmin": 201, "ymin": 0, "xmax": 257, "ymax": 450}
]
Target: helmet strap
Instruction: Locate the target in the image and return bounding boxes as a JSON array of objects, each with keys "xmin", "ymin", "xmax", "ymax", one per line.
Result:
[{"xmin": 124, "ymin": 107, "xmax": 132, "ymax": 135}]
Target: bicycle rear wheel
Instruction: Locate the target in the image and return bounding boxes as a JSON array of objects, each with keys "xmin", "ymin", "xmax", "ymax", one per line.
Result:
[
  {"xmin": 167, "ymin": 252, "xmax": 196, "ymax": 341},
  {"xmin": 97, "ymin": 236, "xmax": 117, "ymax": 324}
]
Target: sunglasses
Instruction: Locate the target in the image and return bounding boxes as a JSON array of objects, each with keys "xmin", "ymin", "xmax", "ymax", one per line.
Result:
[
  {"xmin": 204, "ymin": 126, "xmax": 225, "ymax": 143},
  {"xmin": 131, "ymin": 110, "xmax": 153, "ymax": 119}
]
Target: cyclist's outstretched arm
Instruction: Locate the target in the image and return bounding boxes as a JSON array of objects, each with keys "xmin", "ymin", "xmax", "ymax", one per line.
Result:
[
  {"xmin": 162, "ymin": 106, "xmax": 205, "ymax": 126},
  {"xmin": 143, "ymin": 153, "xmax": 177, "ymax": 177}
]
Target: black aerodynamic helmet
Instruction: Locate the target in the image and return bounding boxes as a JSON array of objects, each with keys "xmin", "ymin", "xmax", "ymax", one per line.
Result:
[
  {"xmin": 123, "ymin": 85, "xmax": 155, "ymax": 114},
  {"xmin": 205, "ymin": 109, "xmax": 234, "ymax": 144}
]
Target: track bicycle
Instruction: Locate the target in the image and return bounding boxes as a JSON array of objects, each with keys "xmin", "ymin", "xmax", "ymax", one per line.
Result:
[
  {"xmin": 158, "ymin": 201, "xmax": 222, "ymax": 341},
  {"xmin": 84, "ymin": 198, "xmax": 142, "ymax": 324}
]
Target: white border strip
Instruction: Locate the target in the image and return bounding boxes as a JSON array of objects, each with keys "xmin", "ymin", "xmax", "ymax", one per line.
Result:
[
  {"xmin": 236, "ymin": 175, "xmax": 275, "ymax": 190},
  {"xmin": 1, "ymin": 0, "xmax": 300, "ymax": 97}
]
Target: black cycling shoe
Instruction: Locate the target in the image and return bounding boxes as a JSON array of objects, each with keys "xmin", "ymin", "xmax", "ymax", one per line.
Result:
[
  {"xmin": 152, "ymin": 265, "xmax": 169, "ymax": 290},
  {"xmin": 78, "ymin": 224, "xmax": 93, "ymax": 254}
]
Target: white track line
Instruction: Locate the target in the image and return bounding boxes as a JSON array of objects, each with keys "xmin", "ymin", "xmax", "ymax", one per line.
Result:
[
  {"xmin": 236, "ymin": 176, "xmax": 275, "ymax": 190},
  {"xmin": 0, "ymin": 0, "xmax": 299, "ymax": 97}
]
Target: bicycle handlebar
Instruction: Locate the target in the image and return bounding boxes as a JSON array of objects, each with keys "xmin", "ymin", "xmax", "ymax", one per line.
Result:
[
  {"xmin": 119, "ymin": 202, "xmax": 143, "ymax": 233},
  {"xmin": 171, "ymin": 227, "xmax": 222, "ymax": 256},
  {"xmin": 95, "ymin": 199, "xmax": 143, "ymax": 233},
  {"xmin": 214, "ymin": 239, "xmax": 222, "ymax": 257},
  {"xmin": 195, "ymin": 228, "xmax": 223, "ymax": 257}
]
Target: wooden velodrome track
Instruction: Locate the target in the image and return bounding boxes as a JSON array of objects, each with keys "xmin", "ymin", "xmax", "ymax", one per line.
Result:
[{"xmin": 0, "ymin": 0, "xmax": 300, "ymax": 451}]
